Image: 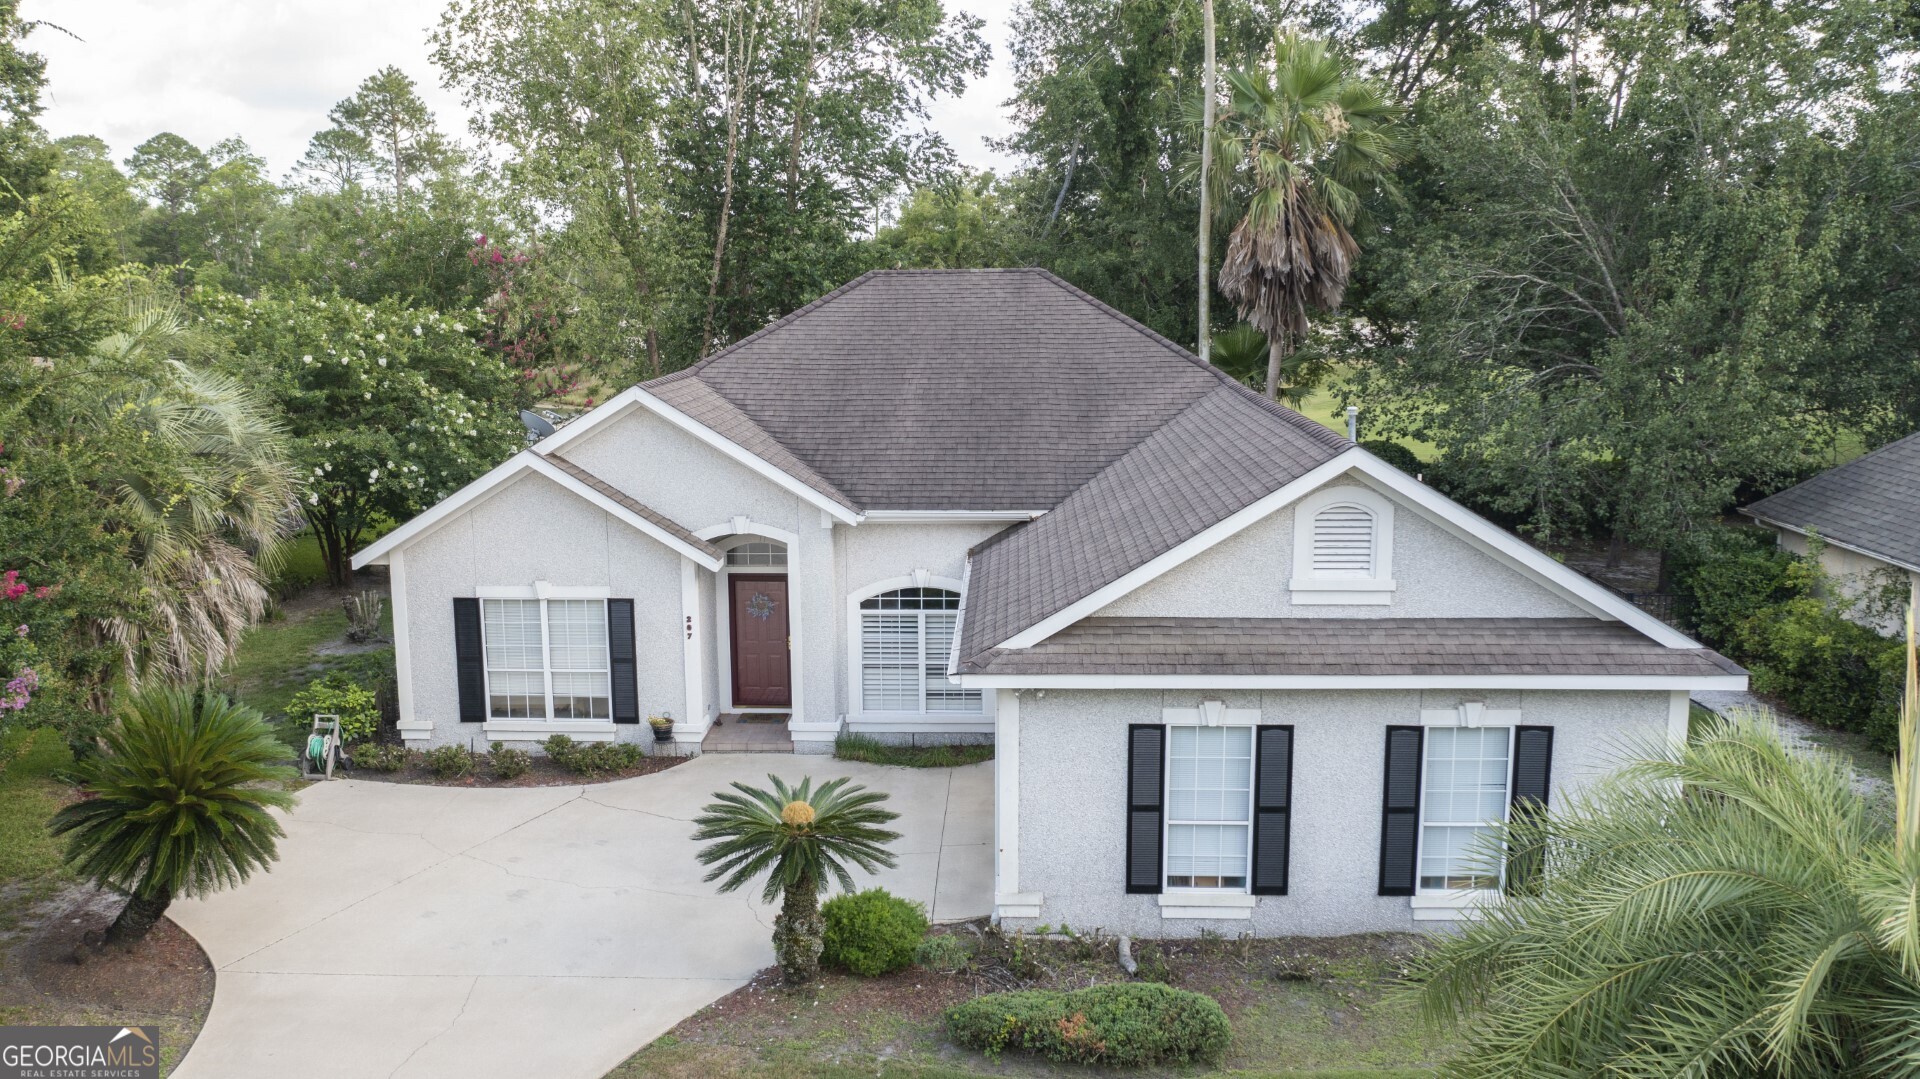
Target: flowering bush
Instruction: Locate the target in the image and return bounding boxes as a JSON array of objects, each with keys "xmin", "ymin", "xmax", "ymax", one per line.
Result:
[{"xmin": 198, "ymin": 287, "xmax": 522, "ymax": 583}]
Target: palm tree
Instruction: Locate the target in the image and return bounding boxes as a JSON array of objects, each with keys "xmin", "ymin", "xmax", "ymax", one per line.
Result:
[
  {"xmin": 90, "ymin": 289, "xmax": 299, "ymax": 686},
  {"xmin": 692, "ymin": 775, "xmax": 901, "ymax": 985},
  {"xmin": 1407, "ymin": 607, "xmax": 1920, "ymax": 1076},
  {"xmin": 49, "ymin": 688, "xmax": 295, "ymax": 946},
  {"xmin": 1210, "ymin": 322, "xmax": 1333, "ymax": 406},
  {"xmin": 1210, "ymin": 32, "xmax": 1402, "ymax": 400}
]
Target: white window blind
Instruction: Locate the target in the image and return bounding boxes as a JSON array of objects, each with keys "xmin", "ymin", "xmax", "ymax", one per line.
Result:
[
  {"xmin": 1310, "ymin": 504, "xmax": 1376, "ymax": 577},
  {"xmin": 481, "ymin": 598, "xmax": 610, "ymax": 720},
  {"xmin": 1419, "ymin": 726, "xmax": 1511, "ymax": 891},
  {"xmin": 858, "ymin": 588, "xmax": 982, "ymax": 715},
  {"xmin": 1166, "ymin": 725, "xmax": 1253, "ymax": 889}
]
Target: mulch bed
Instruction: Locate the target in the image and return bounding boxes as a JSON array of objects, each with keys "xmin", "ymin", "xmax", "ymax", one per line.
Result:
[
  {"xmin": 0, "ymin": 883, "xmax": 214, "ymax": 1074},
  {"xmin": 338, "ymin": 751, "xmax": 689, "ymax": 788}
]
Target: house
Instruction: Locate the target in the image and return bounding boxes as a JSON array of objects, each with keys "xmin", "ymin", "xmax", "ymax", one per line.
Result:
[
  {"xmin": 353, "ymin": 268, "xmax": 1746, "ymax": 935},
  {"xmin": 1742, "ymin": 432, "xmax": 1920, "ymax": 636}
]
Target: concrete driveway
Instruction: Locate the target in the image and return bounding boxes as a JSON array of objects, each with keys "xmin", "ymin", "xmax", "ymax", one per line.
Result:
[{"xmin": 169, "ymin": 754, "xmax": 992, "ymax": 1079}]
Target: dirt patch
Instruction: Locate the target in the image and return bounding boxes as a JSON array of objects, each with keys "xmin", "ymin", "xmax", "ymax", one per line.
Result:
[
  {"xmin": 0, "ymin": 883, "xmax": 214, "ymax": 1076},
  {"xmin": 618, "ymin": 926, "xmax": 1444, "ymax": 1077},
  {"xmin": 343, "ymin": 750, "xmax": 690, "ymax": 788}
]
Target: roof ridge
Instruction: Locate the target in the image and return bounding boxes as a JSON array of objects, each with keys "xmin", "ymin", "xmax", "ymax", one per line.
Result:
[{"xmin": 1028, "ymin": 269, "xmax": 1353, "ymax": 451}]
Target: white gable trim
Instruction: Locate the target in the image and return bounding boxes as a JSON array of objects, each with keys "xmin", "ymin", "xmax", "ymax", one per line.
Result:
[
  {"xmin": 999, "ymin": 454, "xmax": 1357, "ymax": 648},
  {"xmin": 351, "ymin": 452, "xmax": 724, "ymax": 571},
  {"xmin": 1740, "ymin": 511, "xmax": 1920, "ymax": 575},
  {"xmin": 532, "ymin": 385, "xmax": 863, "ymax": 524},
  {"xmin": 997, "ymin": 448, "xmax": 1701, "ymax": 652}
]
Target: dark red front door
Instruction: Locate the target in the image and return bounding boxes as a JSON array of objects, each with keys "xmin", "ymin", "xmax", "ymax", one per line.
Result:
[{"xmin": 729, "ymin": 575, "xmax": 791, "ymax": 708}]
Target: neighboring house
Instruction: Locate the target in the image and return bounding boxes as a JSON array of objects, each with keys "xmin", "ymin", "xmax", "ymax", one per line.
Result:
[
  {"xmin": 354, "ymin": 269, "xmax": 1745, "ymax": 935},
  {"xmin": 1742, "ymin": 432, "xmax": 1920, "ymax": 636}
]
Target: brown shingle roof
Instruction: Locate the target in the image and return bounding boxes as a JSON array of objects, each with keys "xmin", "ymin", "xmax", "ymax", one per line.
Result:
[
  {"xmin": 644, "ymin": 268, "xmax": 1343, "ymax": 510},
  {"xmin": 543, "ymin": 454, "xmax": 722, "ymax": 560},
  {"xmin": 960, "ymin": 617, "xmax": 1744, "ymax": 679}
]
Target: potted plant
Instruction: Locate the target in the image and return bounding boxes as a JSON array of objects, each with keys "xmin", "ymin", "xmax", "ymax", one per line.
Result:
[{"xmin": 647, "ymin": 713, "xmax": 675, "ymax": 743}]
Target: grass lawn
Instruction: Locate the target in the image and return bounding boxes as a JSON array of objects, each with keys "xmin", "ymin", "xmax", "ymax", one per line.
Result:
[
  {"xmin": 1290, "ymin": 367, "xmax": 1438, "ymax": 464},
  {"xmin": 610, "ymin": 931, "xmax": 1445, "ymax": 1078},
  {"xmin": 835, "ymin": 734, "xmax": 994, "ymax": 769},
  {"xmin": 0, "ymin": 731, "xmax": 75, "ymax": 930},
  {"xmin": 219, "ymin": 586, "xmax": 394, "ymax": 750}
]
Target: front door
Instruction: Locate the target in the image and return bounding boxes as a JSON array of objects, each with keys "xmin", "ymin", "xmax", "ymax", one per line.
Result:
[{"xmin": 729, "ymin": 574, "xmax": 791, "ymax": 708}]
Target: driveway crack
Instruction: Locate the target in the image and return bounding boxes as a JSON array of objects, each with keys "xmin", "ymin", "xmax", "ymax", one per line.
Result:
[{"xmin": 387, "ymin": 975, "xmax": 478, "ymax": 1078}]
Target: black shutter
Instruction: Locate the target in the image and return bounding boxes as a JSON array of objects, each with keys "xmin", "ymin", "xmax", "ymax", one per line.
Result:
[
  {"xmin": 1251, "ymin": 725, "xmax": 1294, "ymax": 895},
  {"xmin": 453, "ymin": 598, "xmax": 485, "ymax": 723},
  {"xmin": 1125, "ymin": 724, "xmax": 1165, "ymax": 894},
  {"xmin": 1505, "ymin": 726, "xmax": 1554, "ymax": 894},
  {"xmin": 608, "ymin": 599, "xmax": 639, "ymax": 723},
  {"xmin": 1378, "ymin": 725, "xmax": 1423, "ymax": 896}
]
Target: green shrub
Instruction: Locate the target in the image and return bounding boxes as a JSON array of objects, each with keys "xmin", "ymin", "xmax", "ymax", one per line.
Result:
[
  {"xmin": 284, "ymin": 673, "xmax": 381, "ymax": 743},
  {"xmin": 489, "ymin": 745, "xmax": 532, "ymax": 780},
  {"xmin": 1668, "ymin": 526, "xmax": 1800, "ymax": 644},
  {"xmin": 542, "ymin": 734, "xmax": 642, "ymax": 777},
  {"xmin": 945, "ymin": 983, "xmax": 1232, "ymax": 1066},
  {"xmin": 913, "ymin": 932, "xmax": 973, "ymax": 972},
  {"xmin": 350, "ymin": 742, "xmax": 412, "ymax": 772},
  {"xmin": 821, "ymin": 887, "xmax": 928, "ymax": 975},
  {"xmin": 1358, "ymin": 439, "xmax": 1422, "ymax": 474},
  {"xmin": 422, "ymin": 744, "xmax": 474, "ymax": 780}
]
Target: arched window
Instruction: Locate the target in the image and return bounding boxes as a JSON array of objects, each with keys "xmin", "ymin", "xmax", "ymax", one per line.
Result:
[
  {"xmin": 1291, "ymin": 485, "xmax": 1396, "ymax": 604},
  {"xmin": 859, "ymin": 588, "xmax": 982, "ymax": 714}
]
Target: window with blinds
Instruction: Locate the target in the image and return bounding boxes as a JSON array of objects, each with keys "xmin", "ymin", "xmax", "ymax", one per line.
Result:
[
  {"xmin": 858, "ymin": 588, "xmax": 982, "ymax": 714},
  {"xmin": 1310, "ymin": 504, "xmax": 1376, "ymax": 577},
  {"xmin": 480, "ymin": 598, "xmax": 611, "ymax": 719}
]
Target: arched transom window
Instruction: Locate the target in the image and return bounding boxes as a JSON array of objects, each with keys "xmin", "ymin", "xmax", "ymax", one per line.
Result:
[{"xmin": 859, "ymin": 588, "xmax": 982, "ymax": 714}]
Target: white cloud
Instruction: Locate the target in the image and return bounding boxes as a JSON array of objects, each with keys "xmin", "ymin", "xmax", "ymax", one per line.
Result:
[{"xmin": 25, "ymin": 0, "xmax": 1024, "ymax": 180}]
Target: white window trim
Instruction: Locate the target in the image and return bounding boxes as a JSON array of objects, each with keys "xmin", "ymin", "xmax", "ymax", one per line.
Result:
[
  {"xmin": 478, "ymin": 594, "xmax": 614, "ymax": 724},
  {"xmin": 847, "ymin": 574, "xmax": 986, "ymax": 721},
  {"xmin": 1160, "ymin": 703, "xmax": 1260, "ymax": 905},
  {"xmin": 1290, "ymin": 485, "xmax": 1396, "ymax": 604},
  {"xmin": 1413, "ymin": 706, "xmax": 1521, "ymax": 906},
  {"xmin": 695, "ymin": 521, "xmax": 802, "ymax": 716}
]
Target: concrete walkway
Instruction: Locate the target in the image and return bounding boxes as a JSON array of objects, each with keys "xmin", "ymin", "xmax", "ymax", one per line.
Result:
[{"xmin": 169, "ymin": 754, "xmax": 992, "ymax": 1079}]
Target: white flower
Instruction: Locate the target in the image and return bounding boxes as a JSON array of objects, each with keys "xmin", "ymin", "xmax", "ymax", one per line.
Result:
[
  {"xmin": 307, "ymin": 493, "xmax": 318, "ymax": 504},
  {"xmin": 369, "ymin": 469, "xmax": 381, "ymax": 481},
  {"xmin": 324, "ymin": 463, "xmax": 332, "ymax": 472},
  {"xmin": 453, "ymin": 322, "xmax": 466, "ymax": 333},
  {"xmin": 413, "ymin": 325, "xmax": 423, "ymax": 336},
  {"xmin": 302, "ymin": 354, "xmax": 313, "ymax": 364},
  {"xmin": 378, "ymin": 356, "xmax": 387, "ymax": 366},
  {"xmin": 375, "ymin": 332, "xmax": 386, "ymax": 342},
  {"xmin": 364, "ymin": 391, "xmax": 372, "ymax": 399}
]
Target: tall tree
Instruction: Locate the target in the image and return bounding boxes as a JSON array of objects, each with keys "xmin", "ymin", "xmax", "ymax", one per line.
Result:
[
  {"xmin": 1209, "ymin": 31, "xmax": 1402, "ymax": 400},
  {"xmin": 1196, "ymin": 0, "xmax": 1216, "ymax": 363},
  {"xmin": 125, "ymin": 132, "xmax": 209, "ymax": 266},
  {"xmin": 318, "ymin": 67, "xmax": 451, "ymax": 205}
]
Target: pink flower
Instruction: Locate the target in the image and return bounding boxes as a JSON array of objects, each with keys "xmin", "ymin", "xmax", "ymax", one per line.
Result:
[
  {"xmin": 0, "ymin": 667, "xmax": 37, "ymax": 711},
  {"xmin": 13, "ymin": 625, "xmax": 25, "ymax": 637}
]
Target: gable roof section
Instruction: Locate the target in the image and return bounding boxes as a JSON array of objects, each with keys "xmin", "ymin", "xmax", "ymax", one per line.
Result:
[
  {"xmin": 644, "ymin": 268, "xmax": 1267, "ymax": 510},
  {"xmin": 958, "ymin": 617, "xmax": 1745, "ymax": 687},
  {"xmin": 1742, "ymin": 432, "xmax": 1920, "ymax": 572},
  {"xmin": 352, "ymin": 451, "xmax": 723, "ymax": 571},
  {"xmin": 956, "ymin": 383, "xmax": 1353, "ymax": 662}
]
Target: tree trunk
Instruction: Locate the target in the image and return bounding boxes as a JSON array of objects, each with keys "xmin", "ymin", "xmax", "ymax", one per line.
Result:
[
  {"xmin": 785, "ymin": 0, "xmax": 824, "ymax": 215},
  {"xmin": 1265, "ymin": 331, "xmax": 1288, "ymax": 401},
  {"xmin": 773, "ymin": 876, "xmax": 823, "ymax": 985},
  {"xmin": 701, "ymin": 1, "xmax": 758, "ymax": 359},
  {"xmin": 1197, "ymin": 0, "xmax": 1216, "ymax": 364},
  {"xmin": 106, "ymin": 887, "xmax": 172, "ymax": 947}
]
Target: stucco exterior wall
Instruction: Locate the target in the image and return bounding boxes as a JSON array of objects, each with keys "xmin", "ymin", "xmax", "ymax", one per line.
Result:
[
  {"xmin": 1100, "ymin": 478, "xmax": 1586, "ymax": 620},
  {"xmin": 832, "ymin": 520, "xmax": 1009, "ymax": 724},
  {"xmin": 1775, "ymin": 529, "xmax": 1914, "ymax": 636},
  {"xmin": 400, "ymin": 471, "xmax": 688, "ymax": 749},
  {"xmin": 1007, "ymin": 687, "xmax": 1670, "ymax": 937},
  {"xmin": 565, "ymin": 410, "xmax": 838, "ymax": 726}
]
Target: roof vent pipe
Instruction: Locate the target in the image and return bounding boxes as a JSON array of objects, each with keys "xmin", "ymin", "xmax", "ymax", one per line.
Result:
[{"xmin": 1345, "ymin": 405, "xmax": 1359, "ymax": 443}]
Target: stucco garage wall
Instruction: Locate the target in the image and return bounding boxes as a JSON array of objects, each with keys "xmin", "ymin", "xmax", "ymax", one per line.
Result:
[
  {"xmin": 1775, "ymin": 529, "xmax": 1914, "ymax": 636},
  {"xmin": 832, "ymin": 521, "xmax": 1009, "ymax": 725},
  {"xmin": 401, "ymin": 471, "xmax": 687, "ymax": 749},
  {"xmin": 1009, "ymin": 687, "xmax": 1671, "ymax": 937},
  {"xmin": 1099, "ymin": 478, "xmax": 1586, "ymax": 620},
  {"xmin": 565, "ymin": 410, "xmax": 838, "ymax": 726}
]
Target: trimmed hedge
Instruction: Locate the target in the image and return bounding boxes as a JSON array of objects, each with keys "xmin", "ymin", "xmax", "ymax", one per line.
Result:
[
  {"xmin": 945, "ymin": 983, "xmax": 1231, "ymax": 1067},
  {"xmin": 543, "ymin": 734, "xmax": 643, "ymax": 776},
  {"xmin": 822, "ymin": 887, "xmax": 927, "ymax": 975}
]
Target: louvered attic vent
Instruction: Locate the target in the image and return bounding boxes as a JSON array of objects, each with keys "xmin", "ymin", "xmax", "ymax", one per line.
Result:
[{"xmin": 1311, "ymin": 505, "xmax": 1375, "ymax": 577}]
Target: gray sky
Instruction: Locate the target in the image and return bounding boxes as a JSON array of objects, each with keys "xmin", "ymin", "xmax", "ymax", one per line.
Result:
[{"xmin": 23, "ymin": 0, "xmax": 1023, "ymax": 181}]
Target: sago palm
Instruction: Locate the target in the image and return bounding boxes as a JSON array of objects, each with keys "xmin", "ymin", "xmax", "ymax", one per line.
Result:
[
  {"xmin": 1407, "ymin": 611, "xmax": 1920, "ymax": 1076},
  {"xmin": 1210, "ymin": 31, "xmax": 1402, "ymax": 401},
  {"xmin": 692, "ymin": 774, "xmax": 901, "ymax": 984},
  {"xmin": 49, "ymin": 687, "xmax": 295, "ymax": 945}
]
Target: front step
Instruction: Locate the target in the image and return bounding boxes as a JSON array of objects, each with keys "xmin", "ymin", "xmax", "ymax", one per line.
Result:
[{"xmin": 700, "ymin": 713, "xmax": 794, "ymax": 753}]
